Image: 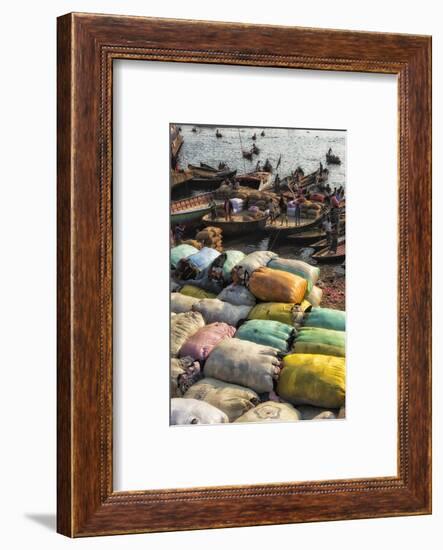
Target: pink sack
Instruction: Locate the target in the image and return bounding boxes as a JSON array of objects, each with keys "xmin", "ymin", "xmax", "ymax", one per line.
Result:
[{"xmin": 179, "ymin": 322, "xmax": 236, "ymax": 362}]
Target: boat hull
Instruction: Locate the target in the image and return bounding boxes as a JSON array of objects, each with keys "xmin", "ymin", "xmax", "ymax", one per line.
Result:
[
  {"xmin": 312, "ymin": 243, "xmax": 346, "ymax": 263},
  {"xmin": 202, "ymin": 214, "xmax": 267, "ymax": 236}
]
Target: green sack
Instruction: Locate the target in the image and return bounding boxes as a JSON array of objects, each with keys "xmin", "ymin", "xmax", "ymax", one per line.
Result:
[
  {"xmin": 236, "ymin": 319, "xmax": 294, "ymax": 352},
  {"xmin": 295, "ymin": 327, "xmax": 345, "ymax": 348},
  {"xmin": 277, "ymin": 353, "xmax": 345, "ymax": 408},
  {"xmin": 304, "ymin": 307, "xmax": 346, "ymax": 332},
  {"xmin": 292, "ymin": 342, "xmax": 345, "ymax": 357},
  {"xmin": 248, "ymin": 302, "xmax": 295, "ymax": 326}
]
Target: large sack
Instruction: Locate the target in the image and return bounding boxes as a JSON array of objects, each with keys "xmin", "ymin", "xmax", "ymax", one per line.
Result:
[
  {"xmin": 195, "ymin": 227, "xmax": 222, "ymax": 240},
  {"xmin": 305, "ymin": 285, "xmax": 323, "ymax": 307},
  {"xmin": 170, "ymin": 356, "xmax": 202, "ymax": 397},
  {"xmin": 193, "ymin": 298, "xmax": 252, "ymax": 326},
  {"xmin": 184, "ymin": 378, "xmax": 259, "ymax": 422},
  {"xmin": 268, "ymin": 258, "xmax": 319, "ymax": 290},
  {"xmin": 297, "ymin": 405, "xmax": 337, "ymax": 420},
  {"xmin": 171, "ymin": 293, "xmax": 200, "ymax": 314},
  {"xmin": 235, "ymin": 319, "xmax": 295, "ymax": 353},
  {"xmin": 179, "ymin": 322, "xmax": 236, "ymax": 362},
  {"xmin": 177, "ymin": 247, "xmax": 220, "ymax": 280},
  {"xmin": 217, "ymin": 283, "xmax": 257, "ymax": 307},
  {"xmin": 170, "ymin": 311, "xmax": 205, "ymax": 357},
  {"xmin": 209, "ymin": 250, "xmax": 245, "ymax": 283},
  {"xmin": 249, "ymin": 267, "xmax": 307, "ymax": 304},
  {"xmin": 204, "ymin": 339, "xmax": 281, "ymax": 393},
  {"xmin": 234, "ymin": 402, "xmax": 301, "ymax": 423},
  {"xmin": 304, "ymin": 307, "xmax": 346, "ymax": 331},
  {"xmin": 180, "ymin": 285, "xmax": 217, "ymax": 300},
  {"xmin": 232, "ymin": 251, "xmax": 278, "ymax": 283},
  {"xmin": 170, "ymin": 244, "xmax": 199, "ymax": 269},
  {"xmin": 278, "ymin": 353, "xmax": 345, "ymax": 408},
  {"xmin": 170, "ymin": 398, "xmax": 228, "ymax": 425},
  {"xmin": 248, "ymin": 302, "xmax": 296, "ymax": 325},
  {"xmin": 295, "ymin": 327, "xmax": 345, "ymax": 349}
]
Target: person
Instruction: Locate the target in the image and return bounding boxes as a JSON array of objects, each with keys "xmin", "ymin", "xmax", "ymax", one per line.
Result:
[
  {"xmin": 268, "ymin": 199, "xmax": 277, "ymax": 224},
  {"xmin": 274, "ymin": 173, "xmax": 281, "ymax": 193},
  {"xmin": 209, "ymin": 198, "xmax": 217, "ymax": 220},
  {"xmin": 328, "ymin": 147, "xmax": 332, "ymax": 155},
  {"xmin": 320, "ymin": 161, "xmax": 323, "ymax": 172},
  {"xmin": 174, "ymin": 224, "xmax": 185, "ymax": 244},
  {"xmin": 252, "ymin": 132, "xmax": 256, "ymax": 141},
  {"xmin": 278, "ymin": 195, "xmax": 288, "ymax": 226},
  {"xmin": 224, "ymin": 197, "xmax": 232, "ymax": 221},
  {"xmin": 329, "ymin": 226, "xmax": 338, "ymax": 254},
  {"xmin": 294, "ymin": 196, "xmax": 302, "ymax": 226},
  {"xmin": 322, "ymin": 217, "xmax": 332, "ymax": 246},
  {"xmin": 330, "ymin": 192, "xmax": 340, "ymax": 228}
]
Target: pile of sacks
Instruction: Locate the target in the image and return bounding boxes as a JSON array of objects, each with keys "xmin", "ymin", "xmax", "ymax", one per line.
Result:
[
  {"xmin": 170, "ymin": 247, "xmax": 346, "ymax": 425},
  {"xmin": 195, "ymin": 226, "xmax": 223, "ymax": 252}
]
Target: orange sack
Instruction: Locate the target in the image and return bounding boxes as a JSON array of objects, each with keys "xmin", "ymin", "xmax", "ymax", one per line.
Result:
[{"xmin": 249, "ymin": 267, "xmax": 308, "ymax": 304}]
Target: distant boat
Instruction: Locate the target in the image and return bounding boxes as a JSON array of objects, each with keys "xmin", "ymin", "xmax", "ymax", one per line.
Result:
[
  {"xmin": 216, "ymin": 129, "xmax": 223, "ymax": 138},
  {"xmin": 312, "ymin": 241, "xmax": 346, "ymax": 263},
  {"xmin": 260, "ymin": 130, "xmax": 265, "ymax": 137},
  {"xmin": 201, "ymin": 211, "xmax": 267, "ymax": 236},
  {"xmin": 326, "ymin": 149, "xmax": 341, "ymax": 165}
]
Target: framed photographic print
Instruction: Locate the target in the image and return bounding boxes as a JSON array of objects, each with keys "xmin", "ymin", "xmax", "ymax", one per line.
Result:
[{"xmin": 57, "ymin": 13, "xmax": 432, "ymax": 537}]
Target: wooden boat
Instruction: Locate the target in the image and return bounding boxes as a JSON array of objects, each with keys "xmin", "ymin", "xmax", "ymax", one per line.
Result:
[
  {"xmin": 326, "ymin": 151, "xmax": 341, "ymax": 165},
  {"xmin": 201, "ymin": 211, "xmax": 267, "ymax": 236},
  {"xmin": 265, "ymin": 206, "xmax": 328, "ymax": 239},
  {"xmin": 286, "ymin": 229, "xmax": 327, "ymax": 245},
  {"xmin": 170, "ymin": 169, "xmax": 194, "ymax": 189},
  {"xmin": 216, "ymin": 130, "xmax": 223, "ymax": 138},
  {"xmin": 170, "ymin": 124, "xmax": 183, "ymax": 167},
  {"xmin": 310, "ymin": 235, "xmax": 345, "ymax": 251},
  {"xmin": 188, "ymin": 164, "xmax": 236, "ymax": 180},
  {"xmin": 171, "ymin": 192, "xmax": 215, "ymax": 225},
  {"xmin": 242, "ymin": 150, "xmax": 253, "ymax": 160},
  {"xmin": 236, "ymin": 171, "xmax": 273, "ymax": 191},
  {"xmin": 312, "ymin": 241, "xmax": 346, "ymax": 263},
  {"xmin": 260, "ymin": 130, "xmax": 265, "ymax": 137}
]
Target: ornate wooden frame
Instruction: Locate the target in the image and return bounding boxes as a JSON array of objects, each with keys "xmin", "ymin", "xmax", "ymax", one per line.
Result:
[{"xmin": 57, "ymin": 13, "xmax": 432, "ymax": 537}]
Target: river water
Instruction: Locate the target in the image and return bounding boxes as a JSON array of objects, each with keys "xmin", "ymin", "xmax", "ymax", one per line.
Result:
[{"xmin": 175, "ymin": 123, "xmax": 346, "ymax": 190}]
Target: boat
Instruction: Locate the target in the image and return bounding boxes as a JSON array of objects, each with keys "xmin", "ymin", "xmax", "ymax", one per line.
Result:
[
  {"xmin": 216, "ymin": 130, "xmax": 223, "ymax": 138},
  {"xmin": 311, "ymin": 235, "xmax": 345, "ymax": 251},
  {"xmin": 242, "ymin": 150, "xmax": 253, "ymax": 160},
  {"xmin": 265, "ymin": 206, "xmax": 328, "ymax": 239},
  {"xmin": 286, "ymin": 229, "xmax": 327, "ymax": 245},
  {"xmin": 326, "ymin": 149, "xmax": 341, "ymax": 165},
  {"xmin": 312, "ymin": 241, "xmax": 346, "ymax": 263},
  {"xmin": 236, "ymin": 171, "xmax": 273, "ymax": 191},
  {"xmin": 170, "ymin": 124, "xmax": 183, "ymax": 168},
  {"xmin": 171, "ymin": 192, "xmax": 215, "ymax": 225},
  {"xmin": 260, "ymin": 130, "xmax": 265, "ymax": 137},
  {"xmin": 263, "ymin": 158, "xmax": 273, "ymax": 173},
  {"xmin": 188, "ymin": 164, "xmax": 237, "ymax": 180},
  {"xmin": 170, "ymin": 168, "xmax": 194, "ymax": 189},
  {"xmin": 201, "ymin": 211, "xmax": 267, "ymax": 236}
]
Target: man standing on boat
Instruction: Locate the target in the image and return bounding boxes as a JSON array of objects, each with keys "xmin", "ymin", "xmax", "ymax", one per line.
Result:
[
  {"xmin": 224, "ymin": 197, "xmax": 233, "ymax": 221},
  {"xmin": 209, "ymin": 198, "xmax": 218, "ymax": 220},
  {"xmin": 278, "ymin": 195, "xmax": 289, "ymax": 226}
]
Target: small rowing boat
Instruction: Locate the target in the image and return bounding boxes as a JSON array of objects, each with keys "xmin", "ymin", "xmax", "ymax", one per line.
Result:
[
  {"xmin": 312, "ymin": 241, "xmax": 346, "ymax": 263},
  {"xmin": 171, "ymin": 192, "xmax": 215, "ymax": 225},
  {"xmin": 310, "ymin": 235, "xmax": 345, "ymax": 251}
]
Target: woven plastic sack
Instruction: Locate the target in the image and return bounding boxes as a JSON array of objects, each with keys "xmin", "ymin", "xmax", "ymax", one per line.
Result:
[
  {"xmin": 184, "ymin": 378, "xmax": 259, "ymax": 422},
  {"xmin": 178, "ymin": 247, "xmax": 220, "ymax": 276},
  {"xmin": 204, "ymin": 338, "xmax": 281, "ymax": 393},
  {"xmin": 180, "ymin": 285, "xmax": 217, "ymax": 300},
  {"xmin": 297, "ymin": 405, "xmax": 337, "ymax": 420},
  {"xmin": 170, "ymin": 398, "xmax": 228, "ymax": 425},
  {"xmin": 193, "ymin": 298, "xmax": 252, "ymax": 327},
  {"xmin": 232, "ymin": 251, "xmax": 278, "ymax": 283},
  {"xmin": 210, "ymin": 250, "xmax": 245, "ymax": 283},
  {"xmin": 249, "ymin": 267, "xmax": 307, "ymax": 304},
  {"xmin": 248, "ymin": 302, "xmax": 295, "ymax": 326},
  {"xmin": 170, "ymin": 356, "xmax": 202, "ymax": 397},
  {"xmin": 305, "ymin": 285, "xmax": 323, "ymax": 307},
  {"xmin": 171, "ymin": 293, "xmax": 200, "ymax": 314},
  {"xmin": 268, "ymin": 258, "xmax": 319, "ymax": 290},
  {"xmin": 170, "ymin": 311, "xmax": 205, "ymax": 357},
  {"xmin": 170, "ymin": 244, "xmax": 199, "ymax": 269},
  {"xmin": 295, "ymin": 327, "xmax": 345, "ymax": 348},
  {"xmin": 234, "ymin": 402, "xmax": 301, "ymax": 423},
  {"xmin": 235, "ymin": 319, "xmax": 294, "ymax": 353},
  {"xmin": 179, "ymin": 322, "xmax": 236, "ymax": 362},
  {"xmin": 304, "ymin": 307, "xmax": 346, "ymax": 332},
  {"xmin": 217, "ymin": 284, "xmax": 256, "ymax": 307},
  {"xmin": 277, "ymin": 353, "xmax": 345, "ymax": 408}
]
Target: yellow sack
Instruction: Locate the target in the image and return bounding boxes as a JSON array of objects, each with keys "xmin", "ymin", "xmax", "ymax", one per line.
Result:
[
  {"xmin": 249, "ymin": 267, "xmax": 307, "ymax": 304},
  {"xmin": 277, "ymin": 353, "xmax": 345, "ymax": 408},
  {"xmin": 180, "ymin": 285, "xmax": 217, "ymax": 300},
  {"xmin": 248, "ymin": 302, "xmax": 295, "ymax": 325}
]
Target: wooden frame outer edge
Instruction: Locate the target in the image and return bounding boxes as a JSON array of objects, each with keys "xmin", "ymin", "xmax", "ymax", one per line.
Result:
[{"xmin": 57, "ymin": 12, "xmax": 432, "ymax": 537}]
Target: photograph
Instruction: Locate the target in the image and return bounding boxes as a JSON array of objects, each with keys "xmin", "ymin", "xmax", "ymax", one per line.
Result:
[{"xmin": 170, "ymin": 123, "xmax": 346, "ymax": 425}]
